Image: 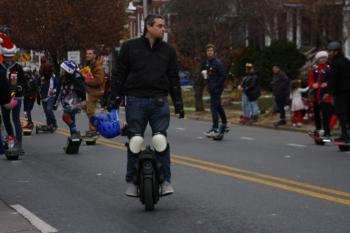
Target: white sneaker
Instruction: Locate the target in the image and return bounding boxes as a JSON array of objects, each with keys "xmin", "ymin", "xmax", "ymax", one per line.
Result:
[
  {"xmin": 125, "ymin": 182, "xmax": 139, "ymax": 197},
  {"xmin": 204, "ymin": 129, "xmax": 219, "ymax": 138},
  {"xmin": 160, "ymin": 181, "xmax": 175, "ymax": 196}
]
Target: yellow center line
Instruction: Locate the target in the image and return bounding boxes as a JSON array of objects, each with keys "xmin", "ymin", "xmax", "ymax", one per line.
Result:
[
  {"xmin": 27, "ymin": 119, "xmax": 350, "ymax": 206},
  {"xmin": 172, "ymin": 159, "xmax": 350, "ymax": 207}
]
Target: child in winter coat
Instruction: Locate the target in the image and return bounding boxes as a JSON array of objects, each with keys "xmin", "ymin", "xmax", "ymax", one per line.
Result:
[
  {"xmin": 22, "ymin": 67, "xmax": 39, "ymax": 129},
  {"xmin": 290, "ymin": 80, "xmax": 309, "ymax": 127},
  {"xmin": 57, "ymin": 60, "xmax": 86, "ymax": 137},
  {"xmin": 39, "ymin": 59, "xmax": 59, "ymax": 130},
  {"xmin": 308, "ymin": 51, "xmax": 333, "ymax": 137}
]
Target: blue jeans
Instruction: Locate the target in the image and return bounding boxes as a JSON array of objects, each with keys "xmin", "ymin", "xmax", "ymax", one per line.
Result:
[
  {"xmin": 242, "ymin": 93, "xmax": 251, "ymax": 117},
  {"xmin": 242, "ymin": 93, "xmax": 259, "ymax": 117},
  {"xmin": 210, "ymin": 93, "xmax": 227, "ymax": 129},
  {"xmin": 125, "ymin": 96, "xmax": 171, "ymax": 183},
  {"xmin": 1, "ymin": 99, "xmax": 22, "ymax": 142},
  {"xmin": 249, "ymin": 100, "xmax": 259, "ymax": 116},
  {"xmin": 42, "ymin": 97, "xmax": 57, "ymax": 127},
  {"xmin": 63, "ymin": 107, "xmax": 80, "ymax": 134},
  {"xmin": 24, "ymin": 98, "xmax": 35, "ymax": 124}
]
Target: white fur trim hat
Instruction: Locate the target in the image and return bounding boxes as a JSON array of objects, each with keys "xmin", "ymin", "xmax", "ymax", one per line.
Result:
[
  {"xmin": 0, "ymin": 33, "xmax": 17, "ymax": 57},
  {"xmin": 315, "ymin": 51, "xmax": 328, "ymax": 60}
]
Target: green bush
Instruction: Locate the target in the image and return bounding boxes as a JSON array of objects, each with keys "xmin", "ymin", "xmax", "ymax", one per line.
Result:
[{"xmin": 232, "ymin": 40, "xmax": 306, "ymax": 89}]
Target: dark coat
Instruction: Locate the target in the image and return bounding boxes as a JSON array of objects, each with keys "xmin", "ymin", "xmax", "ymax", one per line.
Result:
[{"xmin": 202, "ymin": 58, "xmax": 226, "ymax": 94}]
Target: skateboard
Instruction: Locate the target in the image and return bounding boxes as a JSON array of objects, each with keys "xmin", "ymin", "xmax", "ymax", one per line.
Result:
[
  {"xmin": 3, "ymin": 140, "xmax": 24, "ymax": 160},
  {"xmin": 4, "ymin": 148, "xmax": 23, "ymax": 160},
  {"xmin": 308, "ymin": 131, "xmax": 332, "ymax": 146},
  {"xmin": 81, "ymin": 134, "xmax": 98, "ymax": 145},
  {"xmin": 64, "ymin": 136, "xmax": 82, "ymax": 154},
  {"xmin": 36, "ymin": 125, "xmax": 55, "ymax": 134},
  {"xmin": 334, "ymin": 140, "xmax": 350, "ymax": 152},
  {"xmin": 23, "ymin": 127, "xmax": 33, "ymax": 136}
]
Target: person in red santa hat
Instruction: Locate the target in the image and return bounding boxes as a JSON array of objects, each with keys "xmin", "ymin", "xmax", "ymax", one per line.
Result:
[
  {"xmin": 308, "ymin": 50, "xmax": 334, "ymax": 138},
  {"xmin": 0, "ymin": 33, "xmax": 25, "ymax": 151}
]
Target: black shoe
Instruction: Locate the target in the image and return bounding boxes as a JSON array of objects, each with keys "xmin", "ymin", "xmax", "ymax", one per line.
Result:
[
  {"xmin": 275, "ymin": 120, "xmax": 286, "ymax": 126},
  {"xmin": 252, "ymin": 115, "xmax": 259, "ymax": 123}
]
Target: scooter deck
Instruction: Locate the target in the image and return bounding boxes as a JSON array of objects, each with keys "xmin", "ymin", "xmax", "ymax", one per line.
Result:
[
  {"xmin": 64, "ymin": 137, "xmax": 82, "ymax": 154},
  {"xmin": 4, "ymin": 148, "xmax": 24, "ymax": 160},
  {"xmin": 330, "ymin": 139, "xmax": 350, "ymax": 152},
  {"xmin": 213, "ymin": 128, "xmax": 229, "ymax": 141},
  {"xmin": 23, "ymin": 128, "xmax": 33, "ymax": 136},
  {"xmin": 36, "ymin": 126, "xmax": 54, "ymax": 134},
  {"xmin": 307, "ymin": 132, "xmax": 332, "ymax": 145},
  {"xmin": 81, "ymin": 135, "xmax": 98, "ymax": 145}
]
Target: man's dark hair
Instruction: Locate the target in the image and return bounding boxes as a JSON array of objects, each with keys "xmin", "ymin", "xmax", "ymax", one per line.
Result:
[
  {"xmin": 143, "ymin": 14, "xmax": 164, "ymax": 36},
  {"xmin": 206, "ymin": 44, "xmax": 216, "ymax": 51}
]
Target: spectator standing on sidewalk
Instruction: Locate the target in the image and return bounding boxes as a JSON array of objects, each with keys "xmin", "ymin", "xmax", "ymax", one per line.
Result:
[
  {"xmin": 290, "ymin": 80, "xmax": 308, "ymax": 127},
  {"xmin": 239, "ymin": 63, "xmax": 261, "ymax": 124},
  {"xmin": 270, "ymin": 65, "xmax": 290, "ymax": 126}
]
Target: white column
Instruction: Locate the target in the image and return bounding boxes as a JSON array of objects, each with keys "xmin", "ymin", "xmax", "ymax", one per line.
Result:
[
  {"xmin": 296, "ymin": 9, "xmax": 302, "ymax": 48},
  {"xmin": 286, "ymin": 8, "xmax": 294, "ymax": 42},
  {"xmin": 273, "ymin": 15, "xmax": 279, "ymax": 40},
  {"xmin": 245, "ymin": 24, "xmax": 249, "ymax": 47},
  {"xmin": 265, "ymin": 22, "xmax": 272, "ymax": 47},
  {"xmin": 344, "ymin": 1, "xmax": 350, "ymax": 59}
]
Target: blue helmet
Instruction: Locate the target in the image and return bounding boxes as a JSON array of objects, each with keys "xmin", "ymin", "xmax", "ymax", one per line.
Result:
[
  {"xmin": 90, "ymin": 109, "xmax": 121, "ymax": 138},
  {"xmin": 60, "ymin": 60, "xmax": 77, "ymax": 74}
]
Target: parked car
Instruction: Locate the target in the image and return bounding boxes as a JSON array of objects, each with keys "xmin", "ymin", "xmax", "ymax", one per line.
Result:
[{"xmin": 179, "ymin": 70, "xmax": 192, "ymax": 86}]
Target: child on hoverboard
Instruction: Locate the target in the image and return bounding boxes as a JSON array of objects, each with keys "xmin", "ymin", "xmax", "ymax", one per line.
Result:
[
  {"xmin": 57, "ymin": 60, "xmax": 86, "ymax": 138},
  {"xmin": 22, "ymin": 67, "xmax": 39, "ymax": 131},
  {"xmin": 38, "ymin": 58, "xmax": 59, "ymax": 132},
  {"xmin": 308, "ymin": 51, "xmax": 334, "ymax": 139}
]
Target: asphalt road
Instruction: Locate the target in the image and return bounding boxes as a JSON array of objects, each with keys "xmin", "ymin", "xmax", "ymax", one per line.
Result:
[{"xmin": 1, "ymin": 105, "xmax": 350, "ymax": 233}]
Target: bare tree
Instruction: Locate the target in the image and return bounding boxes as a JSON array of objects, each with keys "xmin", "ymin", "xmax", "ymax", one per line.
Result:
[{"xmin": 0, "ymin": 0, "xmax": 126, "ymax": 72}]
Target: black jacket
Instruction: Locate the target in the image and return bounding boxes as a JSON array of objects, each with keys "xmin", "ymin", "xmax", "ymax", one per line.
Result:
[
  {"xmin": 111, "ymin": 36, "xmax": 183, "ymax": 108},
  {"xmin": 328, "ymin": 53, "xmax": 350, "ymax": 95},
  {"xmin": 59, "ymin": 72, "xmax": 86, "ymax": 108},
  {"xmin": 201, "ymin": 58, "xmax": 226, "ymax": 94},
  {"xmin": 242, "ymin": 73, "xmax": 261, "ymax": 101},
  {"xmin": 0, "ymin": 62, "xmax": 25, "ymax": 98},
  {"xmin": 23, "ymin": 70, "xmax": 39, "ymax": 99},
  {"xmin": 270, "ymin": 72, "xmax": 290, "ymax": 97},
  {"xmin": 0, "ymin": 69, "xmax": 11, "ymax": 105}
]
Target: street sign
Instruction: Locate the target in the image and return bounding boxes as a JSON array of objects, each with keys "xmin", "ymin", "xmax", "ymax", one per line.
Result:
[
  {"xmin": 20, "ymin": 52, "xmax": 31, "ymax": 62},
  {"xmin": 67, "ymin": 51, "xmax": 81, "ymax": 65}
]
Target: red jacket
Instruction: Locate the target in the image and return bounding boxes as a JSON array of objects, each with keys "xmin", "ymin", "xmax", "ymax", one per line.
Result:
[{"xmin": 308, "ymin": 63, "xmax": 332, "ymax": 103}]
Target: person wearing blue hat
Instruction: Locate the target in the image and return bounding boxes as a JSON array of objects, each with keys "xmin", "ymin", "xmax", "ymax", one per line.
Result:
[{"xmin": 57, "ymin": 60, "xmax": 86, "ymax": 137}]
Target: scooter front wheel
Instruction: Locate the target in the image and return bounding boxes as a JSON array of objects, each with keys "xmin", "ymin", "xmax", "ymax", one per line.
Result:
[{"xmin": 143, "ymin": 178, "xmax": 154, "ymax": 211}]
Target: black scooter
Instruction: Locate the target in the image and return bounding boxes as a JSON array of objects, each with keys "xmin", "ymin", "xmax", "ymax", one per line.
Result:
[{"xmin": 132, "ymin": 145, "xmax": 164, "ymax": 211}]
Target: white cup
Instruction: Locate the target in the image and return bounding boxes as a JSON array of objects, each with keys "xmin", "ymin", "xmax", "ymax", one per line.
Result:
[{"xmin": 201, "ymin": 70, "xmax": 208, "ymax": 80}]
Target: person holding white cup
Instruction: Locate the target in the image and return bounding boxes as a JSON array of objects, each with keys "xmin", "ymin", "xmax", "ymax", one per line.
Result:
[{"xmin": 201, "ymin": 44, "xmax": 228, "ymax": 138}]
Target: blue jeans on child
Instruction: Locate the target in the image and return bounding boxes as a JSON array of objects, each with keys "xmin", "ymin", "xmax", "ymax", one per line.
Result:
[
  {"xmin": 42, "ymin": 97, "xmax": 57, "ymax": 127},
  {"xmin": 63, "ymin": 107, "xmax": 80, "ymax": 134}
]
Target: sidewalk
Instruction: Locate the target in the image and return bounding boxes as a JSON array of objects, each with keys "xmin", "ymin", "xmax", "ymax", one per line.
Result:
[
  {"xmin": 0, "ymin": 199, "xmax": 40, "ymax": 233},
  {"xmin": 181, "ymin": 107, "xmax": 316, "ymax": 133}
]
